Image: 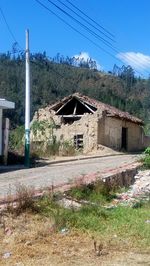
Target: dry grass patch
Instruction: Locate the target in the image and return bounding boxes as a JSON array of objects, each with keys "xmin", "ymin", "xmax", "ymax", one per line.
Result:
[
  {"xmin": 0, "ymin": 213, "xmax": 104, "ymax": 265},
  {"xmin": 0, "ymin": 211, "xmax": 150, "ymax": 266}
]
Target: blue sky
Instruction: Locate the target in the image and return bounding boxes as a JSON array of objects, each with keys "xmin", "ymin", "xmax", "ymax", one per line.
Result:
[{"xmin": 1, "ymin": 0, "xmax": 150, "ymax": 76}]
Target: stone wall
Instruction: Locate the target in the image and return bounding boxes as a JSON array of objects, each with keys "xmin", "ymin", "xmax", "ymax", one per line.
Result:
[
  {"xmin": 54, "ymin": 112, "xmax": 101, "ymax": 153},
  {"xmin": 31, "ymin": 110, "xmax": 102, "ymax": 154}
]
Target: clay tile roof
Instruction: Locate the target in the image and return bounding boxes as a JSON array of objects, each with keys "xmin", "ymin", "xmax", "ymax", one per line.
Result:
[{"xmin": 49, "ymin": 93, "xmax": 143, "ymax": 125}]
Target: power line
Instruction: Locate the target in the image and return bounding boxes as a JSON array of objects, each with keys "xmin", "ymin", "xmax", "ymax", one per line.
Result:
[
  {"xmin": 35, "ymin": 0, "xmax": 147, "ymax": 77},
  {"xmin": 57, "ymin": 0, "xmax": 115, "ymax": 43},
  {"xmin": 62, "ymin": 0, "xmax": 150, "ymax": 75},
  {"xmin": 46, "ymin": 0, "xmax": 149, "ymax": 76},
  {"xmin": 0, "ymin": 5, "xmax": 17, "ymax": 42},
  {"xmin": 48, "ymin": 0, "xmax": 149, "ymax": 74},
  {"xmin": 35, "ymin": 0, "xmax": 118, "ymax": 60},
  {"xmin": 47, "ymin": 0, "xmax": 116, "ymax": 50},
  {"xmin": 0, "ymin": 5, "xmax": 24, "ymax": 51},
  {"xmin": 66, "ymin": 0, "xmax": 115, "ymax": 38}
]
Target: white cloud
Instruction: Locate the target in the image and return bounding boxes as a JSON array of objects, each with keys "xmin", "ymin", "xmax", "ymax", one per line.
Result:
[
  {"xmin": 117, "ymin": 52, "xmax": 150, "ymax": 71},
  {"xmin": 74, "ymin": 52, "xmax": 90, "ymax": 61},
  {"xmin": 73, "ymin": 52, "xmax": 102, "ymax": 70}
]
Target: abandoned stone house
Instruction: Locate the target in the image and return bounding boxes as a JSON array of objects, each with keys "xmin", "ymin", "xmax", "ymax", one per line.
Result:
[{"xmin": 32, "ymin": 93, "xmax": 150, "ymax": 153}]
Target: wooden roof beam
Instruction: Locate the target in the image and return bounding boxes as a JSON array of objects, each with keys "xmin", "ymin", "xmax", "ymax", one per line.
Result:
[
  {"xmin": 55, "ymin": 97, "xmax": 73, "ymax": 114},
  {"xmin": 77, "ymin": 99, "xmax": 95, "ymax": 113}
]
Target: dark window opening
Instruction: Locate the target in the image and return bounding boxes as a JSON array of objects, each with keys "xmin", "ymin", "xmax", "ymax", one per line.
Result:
[
  {"xmin": 121, "ymin": 127, "xmax": 128, "ymax": 150},
  {"xmin": 74, "ymin": 134, "xmax": 83, "ymax": 149}
]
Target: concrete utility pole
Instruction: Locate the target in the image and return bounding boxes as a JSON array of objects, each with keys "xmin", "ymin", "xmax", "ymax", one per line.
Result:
[{"xmin": 25, "ymin": 29, "xmax": 30, "ymax": 167}]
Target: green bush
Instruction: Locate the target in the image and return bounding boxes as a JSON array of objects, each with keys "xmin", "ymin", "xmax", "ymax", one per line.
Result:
[
  {"xmin": 30, "ymin": 138, "xmax": 76, "ymax": 158},
  {"xmin": 59, "ymin": 140, "xmax": 76, "ymax": 156},
  {"xmin": 67, "ymin": 180, "xmax": 116, "ymax": 204},
  {"xmin": 143, "ymin": 155, "xmax": 150, "ymax": 168},
  {"xmin": 9, "ymin": 125, "xmax": 24, "ymax": 151},
  {"xmin": 142, "ymin": 147, "xmax": 150, "ymax": 168},
  {"xmin": 31, "ymin": 120, "xmax": 55, "ymax": 136},
  {"xmin": 144, "ymin": 147, "xmax": 150, "ymax": 155}
]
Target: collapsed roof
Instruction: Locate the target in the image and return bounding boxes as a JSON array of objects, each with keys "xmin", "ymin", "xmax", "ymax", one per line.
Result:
[{"xmin": 48, "ymin": 93, "xmax": 143, "ymax": 125}]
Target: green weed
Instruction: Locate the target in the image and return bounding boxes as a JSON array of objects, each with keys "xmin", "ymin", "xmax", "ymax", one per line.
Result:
[
  {"xmin": 37, "ymin": 195, "xmax": 150, "ymax": 248},
  {"xmin": 141, "ymin": 146, "xmax": 150, "ymax": 168},
  {"xmin": 67, "ymin": 181, "xmax": 117, "ymax": 204},
  {"xmin": 9, "ymin": 125, "xmax": 24, "ymax": 151}
]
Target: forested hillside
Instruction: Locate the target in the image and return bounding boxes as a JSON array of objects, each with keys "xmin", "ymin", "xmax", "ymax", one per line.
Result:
[{"xmin": 0, "ymin": 52, "xmax": 150, "ymax": 129}]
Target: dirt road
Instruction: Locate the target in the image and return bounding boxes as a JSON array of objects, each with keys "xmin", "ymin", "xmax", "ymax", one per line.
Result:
[{"xmin": 0, "ymin": 154, "xmax": 140, "ymax": 200}]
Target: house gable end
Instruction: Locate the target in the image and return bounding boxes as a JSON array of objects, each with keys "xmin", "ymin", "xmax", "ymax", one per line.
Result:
[{"xmin": 55, "ymin": 96, "xmax": 97, "ymax": 116}]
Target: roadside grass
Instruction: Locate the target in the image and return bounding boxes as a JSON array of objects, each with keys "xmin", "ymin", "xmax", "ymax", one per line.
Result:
[
  {"xmin": 1, "ymin": 206, "xmax": 149, "ymax": 266},
  {"xmin": 37, "ymin": 196, "xmax": 150, "ymax": 249},
  {"xmin": 140, "ymin": 146, "xmax": 150, "ymax": 169},
  {"xmin": 2, "ymin": 183, "xmax": 150, "ymax": 254},
  {"xmin": 66, "ymin": 181, "xmax": 118, "ymax": 204}
]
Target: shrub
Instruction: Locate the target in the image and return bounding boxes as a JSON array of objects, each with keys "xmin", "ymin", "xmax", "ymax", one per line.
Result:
[
  {"xmin": 6, "ymin": 184, "xmax": 37, "ymax": 215},
  {"xmin": 9, "ymin": 125, "xmax": 24, "ymax": 151},
  {"xmin": 31, "ymin": 139, "xmax": 76, "ymax": 158},
  {"xmin": 142, "ymin": 147, "xmax": 150, "ymax": 168},
  {"xmin": 144, "ymin": 147, "xmax": 150, "ymax": 156},
  {"xmin": 59, "ymin": 140, "xmax": 76, "ymax": 156},
  {"xmin": 143, "ymin": 155, "xmax": 150, "ymax": 168},
  {"xmin": 67, "ymin": 180, "xmax": 116, "ymax": 204},
  {"xmin": 31, "ymin": 120, "xmax": 55, "ymax": 137}
]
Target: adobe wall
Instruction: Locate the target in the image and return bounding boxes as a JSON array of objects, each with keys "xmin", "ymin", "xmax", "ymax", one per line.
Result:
[
  {"xmin": 32, "ymin": 107, "xmax": 147, "ymax": 153},
  {"xmin": 54, "ymin": 112, "xmax": 101, "ymax": 153},
  {"xmin": 98, "ymin": 116, "xmax": 144, "ymax": 151},
  {"xmin": 127, "ymin": 121, "xmax": 144, "ymax": 151},
  {"xmin": 31, "ymin": 110, "xmax": 102, "ymax": 153}
]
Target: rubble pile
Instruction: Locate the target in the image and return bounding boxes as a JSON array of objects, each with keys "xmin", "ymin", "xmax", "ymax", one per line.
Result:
[{"xmin": 115, "ymin": 170, "xmax": 150, "ymax": 206}]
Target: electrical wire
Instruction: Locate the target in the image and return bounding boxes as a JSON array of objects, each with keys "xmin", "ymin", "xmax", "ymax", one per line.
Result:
[
  {"xmin": 57, "ymin": 0, "xmax": 115, "ymax": 43},
  {"xmin": 0, "ymin": 6, "xmax": 17, "ymax": 42},
  {"xmin": 66, "ymin": 0, "xmax": 115, "ymax": 38},
  {"xmin": 50, "ymin": 0, "xmax": 150, "ymax": 75},
  {"xmin": 35, "ymin": 0, "xmax": 147, "ymax": 77},
  {"xmin": 63, "ymin": 0, "xmax": 150, "ymax": 75},
  {"xmin": 0, "ymin": 5, "xmax": 24, "ymax": 52},
  {"xmin": 47, "ymin": 0, "xmax": 116, "ymax": 50},
  {"xmin": 35, "ymin": 0, "xmax": 118, "ymax": 60}
]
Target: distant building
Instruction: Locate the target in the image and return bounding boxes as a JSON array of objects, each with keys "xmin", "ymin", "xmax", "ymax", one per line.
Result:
[
  {"xmin": 0, "ymin": 99, "xmax": 15, "ymax": 158},
  {"xmin": 32, "ymin": 93, "xmax": 150, "ymax": 153}
]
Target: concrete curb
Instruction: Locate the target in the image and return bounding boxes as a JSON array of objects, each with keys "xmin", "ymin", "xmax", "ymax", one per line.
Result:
[{"xmin": 36, "ymin": 152, "xmax": 128, "ymax": 166}]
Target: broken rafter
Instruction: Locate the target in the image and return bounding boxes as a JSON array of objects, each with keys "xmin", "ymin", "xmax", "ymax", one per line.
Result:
[
  {"xmin": 62, "ymin": 115, "xmax": 83, "ymax": 118},
  {"xmin": 77, "ymin": 98, "xmax": 95, "ymax": 113},
  {"xmin": 73, "ymin": 102, "xmax": 77, "ymax": 115},
  {"xmin": 55, "ymin": 97, "xmax": 73, "ymax": 114}
]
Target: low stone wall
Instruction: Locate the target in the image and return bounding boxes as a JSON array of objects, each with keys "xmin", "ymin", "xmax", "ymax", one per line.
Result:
[
  {"xmin": 52, "ymin": 162, "xmax": 141, "ymax": 193},
  {"xmin": 102, "ymin": 166, "xmax": 139, "ymax": 188}
]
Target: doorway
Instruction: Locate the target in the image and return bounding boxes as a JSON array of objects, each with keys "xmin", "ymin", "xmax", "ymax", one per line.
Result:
[{"xmin": 121, "ymin": 127, "xmax": 128, "ymax": 150}]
